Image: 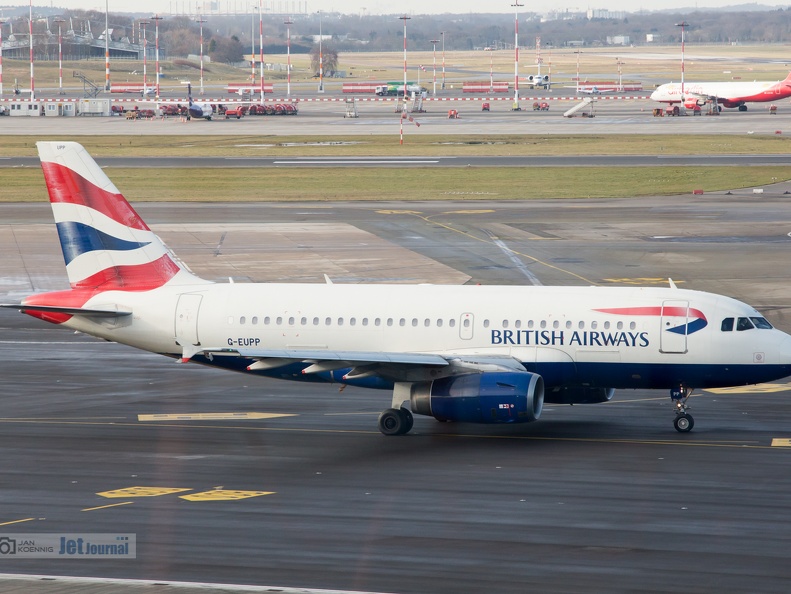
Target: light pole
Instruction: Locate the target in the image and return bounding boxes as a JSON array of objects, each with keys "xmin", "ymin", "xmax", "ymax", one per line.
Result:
[
  {"xmin": 489, "ymin": 47, "xmax": 493, "ymax": 92},
  {"xmin": 399, "ymin": 15, "xmax": 411, "ymax": 146},
  {"xmin": 399, "ymin": 15, "xmax": 410, "ymax": 108},
  {"xmin": 512, "ymin": 0, "xmax": 523, "ymax": 108},
  {"xmin": 440, "ymin": 31, "xmax": 445, "ymax": 90},
  {"xmin": 284, "ymin": 17, "xmax": 293, "ymax": 97},
  {"xmin": 258, "ymin": 0, "xmax": 264, "ymax": 103},
  {"xmin": 152, "ymin": 15, "xmax": 162, "ymax": 99},
  {"xmin": 140, "ymin": 19, "xmax": 149, "ymax": 94},
  {"xmin": 104, "ymin": 0, "xmax": 109, "ymax": 91},
  {"xmin": 676, "ymin": 21, "xmax": 689, "ymax": 98},
  {"xmin": 196, "ymin": 16, "xmax": 206, "ymax": 96},
  {"xmin": 250, "ymin": 8, "xmax": 255, "ymax": 87},
  {"xmin": 317, "ymin": 10, "xmax": 323, "ymax": 93},
  {"xmin": 29, "ymin": 0, "xmax": 35, "ymax": 100},
  {"xmin": 54, "ymin": 18, "xmax": 65, "ymax": 95},
  {"xmin": 0, "ymin": 19, "xmax": 4, "ymax": 96},
  {"xmin": 430, "ymin": 38, "xmax": 439, "ymax": 96},
  {"xmin": 575, "ymin": 50, "xmax": 581, "ymax": 95},
  {"xmin": 616, "ymin": 57, "xmax": 625, "ymax": 92}
]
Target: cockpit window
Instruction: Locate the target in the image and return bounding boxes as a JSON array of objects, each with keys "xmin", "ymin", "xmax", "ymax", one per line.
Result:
[
  {"xmin": 751, "ymin": 317, "xmax": 773, "ymax": 329},
  {"xmin": 721, "ymin": 318, "xmax": 734, "ymax": 332},
  {"xmin": 736, "ymin": 317, "xmax": 755, "ymax": 331}
]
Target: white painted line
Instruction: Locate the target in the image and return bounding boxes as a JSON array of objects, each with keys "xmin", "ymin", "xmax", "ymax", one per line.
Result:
[
  {"xmin": 0, "ymin": 573, "xmax": 397, "ymax": 594},
  {"xmin": 273, "ymin": 160, "xmax": 440, "ymax": 165}
]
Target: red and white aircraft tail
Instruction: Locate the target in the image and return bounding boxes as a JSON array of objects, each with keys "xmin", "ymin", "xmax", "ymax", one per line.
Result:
[{"xmin": 18, "ymin": 142, "xmax": 209, "ymax": 323}]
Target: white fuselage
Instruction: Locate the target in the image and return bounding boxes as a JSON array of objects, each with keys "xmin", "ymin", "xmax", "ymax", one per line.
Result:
[
  {"xmin": 650, "ymin": 78, "xmax": 791, "ymax": 107},
  {"xmin": 63, "ymin": 282, "xmax": 791, "ymax": 391}
]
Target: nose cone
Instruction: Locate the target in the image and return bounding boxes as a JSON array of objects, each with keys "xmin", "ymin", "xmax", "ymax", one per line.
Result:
[{"xmin": 650, "ymin": 89, "xmax": 661, "ymax": 101}]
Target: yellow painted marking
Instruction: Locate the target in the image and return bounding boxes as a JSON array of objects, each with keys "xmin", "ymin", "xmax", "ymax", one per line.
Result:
[
  {"xmin": 0, "ymin": 517, "xmax": 35, "ymax": 526},
  {"xmin": 82, "ymin": 501, "xmax": 135, "ymax": 512},
  {"xmin": 603, "ymin": 278, "xmax": 683, "ymax": 286},
  {"xmin": 98, "ymin": 487, "xmax": 193, "ymax": 498},
  {"xmin": 771, "ymin": 439, "xmax": 791, "ymax": 447},
  {"xmin": 138, "ymin": 412, "xmax": 296, "ymax": 421},
  {"xmin": 179, "ymin": 490, "xmax": 275, "ymax": 502},
  {"xmin": 706, "ymin": 383, "xmax": 791, "ymax": 394},
  {"xmin": 442, "ymin": 209, "xmax": 495, "ymax": 214},
  {"xmin": 376, "ymin": 209, "xmax": 422, "ymax": 215}
]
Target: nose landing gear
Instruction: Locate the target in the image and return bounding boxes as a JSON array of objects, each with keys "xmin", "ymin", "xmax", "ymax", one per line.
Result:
[{"xmin": 671, "ymin": 384, "xmax": 694, "ymax": 432}]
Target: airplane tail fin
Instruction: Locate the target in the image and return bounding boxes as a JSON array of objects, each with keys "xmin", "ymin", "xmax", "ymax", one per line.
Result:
[{"xmin": 37, "ymin": 141, "xmax": 207, "ymax": 291}]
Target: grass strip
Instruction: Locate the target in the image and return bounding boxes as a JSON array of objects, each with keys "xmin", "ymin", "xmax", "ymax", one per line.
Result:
[
  {"xmin": 1, "ymin": 134, "xmax": 791, "ymax": 157},
  {"xmin": 1, "ymin": 166, "xmax": 789, "ymax": 202}
]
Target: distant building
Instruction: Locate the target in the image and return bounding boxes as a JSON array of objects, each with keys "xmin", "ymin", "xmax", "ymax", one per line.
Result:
[
  {"xmin": 587, "ymin": 9, "xmax": 627, "ymax": 20},
  {"xmin": 646, "ymin": 34, "xmax": 662, "ymax": 43},
  {"xmin": 606, "ymin": 35, "xmax": 630, "ymax": 46}
]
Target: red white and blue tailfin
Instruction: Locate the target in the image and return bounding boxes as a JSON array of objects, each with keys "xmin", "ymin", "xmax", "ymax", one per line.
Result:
[{"xmin": 37, "ymin": 141, "xmax": 206, "ymax": 291}]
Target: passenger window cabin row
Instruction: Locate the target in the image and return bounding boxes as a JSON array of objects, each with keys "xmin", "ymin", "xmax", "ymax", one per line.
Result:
[{"xmin": 228, "ymin": 315, "xmax": 642, "ymax": 331}]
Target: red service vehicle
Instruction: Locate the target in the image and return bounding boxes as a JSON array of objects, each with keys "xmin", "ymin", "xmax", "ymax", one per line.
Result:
[{"xmin": 224, "ymin": 105, "xmax": 247, "ymax": 119}]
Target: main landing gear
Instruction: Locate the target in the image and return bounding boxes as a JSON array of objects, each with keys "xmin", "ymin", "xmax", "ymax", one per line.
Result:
[
  {"xmin": 378, "ymin": 383, "xmax": 416, "ymax": 436},
  {"xmin": 378, "ymin": 408, "xmax": 413, "ymax": 436},
  {"xmin": 671, "ymin": 384, "xmax": 694, "ymax": 432}
]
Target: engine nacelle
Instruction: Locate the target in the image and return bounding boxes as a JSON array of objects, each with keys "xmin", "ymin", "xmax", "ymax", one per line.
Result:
[
  {"xmin": 529, "ymin": 74, "xmax": 550, "ymax": 84},
  {"xmin": 545, "ymin": 386, "xmax": 614, "ymax": 405},
  {"xmin": 410, "ymin": 371, "xmax": 544, "ymax": 424},
  {"xmin": 684, "ymin": 97, "xmax": 705, "ymax": 109}
]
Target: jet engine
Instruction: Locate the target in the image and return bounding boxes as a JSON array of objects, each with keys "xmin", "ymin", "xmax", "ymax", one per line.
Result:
[
  {"xmin": 410, "ymin": 371, "xmax": 544, "ymax": 424},
  {"xmin": 545, "ymin": 386, "xmax": 614, "ymax": 405},
  {"xmin": 684, "ymin": 97, "xmax": 706, "ymax": 109}
]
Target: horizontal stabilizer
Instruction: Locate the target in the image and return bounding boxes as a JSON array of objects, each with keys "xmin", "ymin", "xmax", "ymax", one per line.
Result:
[{"xmin": 0, "ymin": 303, "xmax": 132, "ymax": 317}]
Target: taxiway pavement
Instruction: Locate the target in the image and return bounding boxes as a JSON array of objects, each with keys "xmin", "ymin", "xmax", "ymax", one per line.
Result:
[
  {"xmin": 1, "ymin": 99, "xmax": 790, "ymax": 136},
  {"xmin": 1, "ymin": 199, "xmax": 791, "ymax": 593}
]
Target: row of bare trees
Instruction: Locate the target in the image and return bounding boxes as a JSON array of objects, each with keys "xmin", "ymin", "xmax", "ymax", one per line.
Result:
[{"xmin": 5, "ymin": 7, "xmax": 791, "ymax": 67}]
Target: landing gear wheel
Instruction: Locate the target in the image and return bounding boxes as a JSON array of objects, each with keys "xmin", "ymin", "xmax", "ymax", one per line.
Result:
[
  {"xmin": 401, "ymin": 408, "xmax": 414, "ymax": 434},
  {"xmin": 674, "ymin": 413, "xmax": 694, "ymax": 433},
  {"xmin": 378, "ymin": 408, "xmax": 413, "ymax": 436}
]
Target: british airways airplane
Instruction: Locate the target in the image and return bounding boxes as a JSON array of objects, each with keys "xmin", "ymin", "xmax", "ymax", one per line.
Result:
[{"xmin": 4, "ymin": 142, "xmax": 791, "ymax": 436}]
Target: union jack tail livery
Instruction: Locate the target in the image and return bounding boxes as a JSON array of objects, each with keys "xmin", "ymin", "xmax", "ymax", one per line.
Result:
[
  {"xmin": 39, "ymin": 142, "xmax": 202, "ymax": 291},
  {"xmin": 9, "ymin": 142, "xmax": 209, "ymax": 324}
]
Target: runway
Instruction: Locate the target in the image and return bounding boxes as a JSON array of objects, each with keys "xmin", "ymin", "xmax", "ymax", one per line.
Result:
[
  {"xmin": 2, "ymin": 199, "xmax": 791, "ymax": 593},
  {"xmin": 2, "ymin": 154, "xmax": 791, "ymax": 168}
]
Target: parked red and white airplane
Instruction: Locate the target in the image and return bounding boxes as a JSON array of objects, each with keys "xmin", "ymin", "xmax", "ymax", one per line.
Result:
[
  {"xmin": 650, "ymin": 72, "xmax": 791, "ymax": 110},
  {"xmin": 4, "ymin": 142, "xmax": 791, "ymax": 435}
]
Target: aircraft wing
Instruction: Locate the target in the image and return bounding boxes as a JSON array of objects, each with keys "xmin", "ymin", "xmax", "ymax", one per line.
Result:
[
  {"xmin": 684, "ymin": 90, "xmax": 718, "ymax": 101},
  {"xmin": 185, "ymin": 347, "xmax": 526, "ymax": 382}
]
